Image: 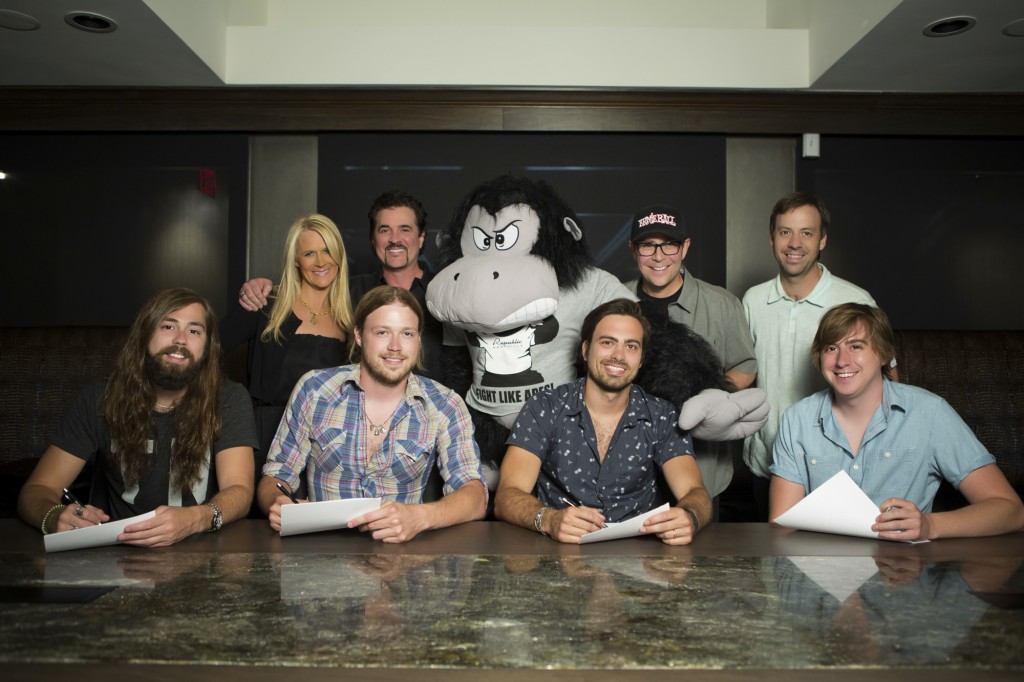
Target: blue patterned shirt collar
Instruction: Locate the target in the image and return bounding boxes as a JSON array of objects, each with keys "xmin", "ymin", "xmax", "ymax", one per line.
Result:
[
  {"xmin": 817, "ymin": 377, "xmax": 909, "ymax": 447},
  {"xmin": 565, "ymin": 377, "xmax": 660, "ymax": 427}
]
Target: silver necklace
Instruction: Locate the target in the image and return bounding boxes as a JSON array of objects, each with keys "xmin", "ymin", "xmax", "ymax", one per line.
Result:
[{"xmin": 364, "ymin": 404, "xmax": 398, "ymax": 437}]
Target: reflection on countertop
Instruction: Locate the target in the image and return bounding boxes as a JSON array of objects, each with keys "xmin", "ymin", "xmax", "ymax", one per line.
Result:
[{"xmin": 2, "ymin": 547, "xmax": 1023, "ymax": 671}]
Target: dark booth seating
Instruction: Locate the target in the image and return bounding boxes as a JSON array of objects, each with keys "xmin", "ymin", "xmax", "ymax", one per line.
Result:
[
  {"xmin": 891, "ymin": 330, "xmax": 1024, "ymax": 509},
  {"xmin": 0, "ymin": 327, "xmax": 129, "ymax": 515},
  {"xmin": 2, "ymin": 326, "xmax": 1023, "ymax": 518}
]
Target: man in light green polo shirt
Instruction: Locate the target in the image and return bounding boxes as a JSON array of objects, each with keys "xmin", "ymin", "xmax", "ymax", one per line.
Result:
[{"xmin": 742, "ymin": 192, "xmax": 888, "ymax": 521}]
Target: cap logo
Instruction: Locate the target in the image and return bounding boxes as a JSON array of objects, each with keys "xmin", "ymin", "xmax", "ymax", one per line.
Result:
[{"xmin": 637, "ymin": 212, "xmax": 676, "ymax": 228}]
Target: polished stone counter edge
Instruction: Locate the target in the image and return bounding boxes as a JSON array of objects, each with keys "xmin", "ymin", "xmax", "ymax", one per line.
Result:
[{"xmin": 8, "ymin": 664, "xmax": 1024, "ymax": 682}]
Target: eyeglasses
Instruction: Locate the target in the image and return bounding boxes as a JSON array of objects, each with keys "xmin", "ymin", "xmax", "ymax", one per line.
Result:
[{"xmin": 634, "ymin": 241, "xmax": 682, "ymax": 257}]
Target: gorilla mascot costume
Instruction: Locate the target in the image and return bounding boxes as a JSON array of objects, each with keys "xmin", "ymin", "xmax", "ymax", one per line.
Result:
[{"xmin": 427, "ymin": 175, "xmax": 766, "ymax": 498}]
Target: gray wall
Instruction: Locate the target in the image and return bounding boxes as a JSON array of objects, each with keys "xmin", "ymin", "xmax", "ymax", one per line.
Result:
[
  {"xmin": 726, "ymin": 138, "xmax": 795, "ymax": 296},
  {"xmin": 247, "ymin": 136, "xmax": 319, "ymax": 283}
]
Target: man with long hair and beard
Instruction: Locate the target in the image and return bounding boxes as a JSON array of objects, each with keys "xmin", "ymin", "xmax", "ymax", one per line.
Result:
[
  {"xmin": 258, "ymin": 285, "xmax": 486, "ymax": 543},
  {"xmin": 19, "ymin": 288, "xmax": 258, "ymax": 546}
]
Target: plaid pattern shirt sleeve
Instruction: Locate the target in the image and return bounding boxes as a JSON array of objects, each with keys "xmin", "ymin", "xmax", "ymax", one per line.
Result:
[
  {"xmin": 425, "ymin": 382, "xmax": 485, "ymax": 497},
  {"xmin": 261, "ymin": 368, "xmax": 323, "ymax": 490}
]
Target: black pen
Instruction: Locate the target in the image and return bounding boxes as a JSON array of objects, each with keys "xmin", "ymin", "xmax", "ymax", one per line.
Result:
[
  {"xmin": 560, "ymin": 496, "xmax": 607, "ymax": 528},
  {"xmin": 62, "ymin": 487, "xmax": 98, "ymax": 523},
  {"xmin": 62, "ymin": 487, "xmax": 83, "ymax": 507},
  {"xmin": 276, "ymin": 482, "xmax": 299, "ymax": 504}
]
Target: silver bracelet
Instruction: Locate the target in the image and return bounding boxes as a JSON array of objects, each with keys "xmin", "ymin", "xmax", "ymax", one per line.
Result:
[{"xmin": 533, "ymin": 507, "xmax": 548, "ymax": 535}]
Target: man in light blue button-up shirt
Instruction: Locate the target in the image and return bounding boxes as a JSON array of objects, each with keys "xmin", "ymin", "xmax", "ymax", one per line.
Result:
[{"xmin": 770, "ymin": 303, "xmax": 1023, "ymax": 540}]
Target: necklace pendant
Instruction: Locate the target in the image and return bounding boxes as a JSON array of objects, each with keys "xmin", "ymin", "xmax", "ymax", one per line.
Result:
[
  {"xmin": 309, "ymin": 312, "xmax": 318, "ymax": 325},
  {"xmin": 364, "ymin": 404, "xmax": 398, "ymax": 439}
]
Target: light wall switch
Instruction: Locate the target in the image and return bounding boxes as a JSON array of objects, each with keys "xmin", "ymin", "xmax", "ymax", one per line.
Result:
[{"xmin": 802, "ymin": 133, "xmax": 821, "ymax": 158}]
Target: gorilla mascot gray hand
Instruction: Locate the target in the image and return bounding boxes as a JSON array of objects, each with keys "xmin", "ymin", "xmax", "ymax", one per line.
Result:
[{"xmin": 635, "ymin": 323, "xmax": 767, "ymax": 440}]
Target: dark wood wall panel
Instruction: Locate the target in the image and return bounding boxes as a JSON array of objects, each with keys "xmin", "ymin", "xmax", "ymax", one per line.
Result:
[
  {"xmin": 0, "ymin": 134, "xmax": 249, "ymax": 326},
  {"xmin": 1, "ymin": 89, "xmax": 1023, "ymax": 135},
  {"xmin": 798, "ymin": 136, "xmax": 1024, "ymax": 331}
]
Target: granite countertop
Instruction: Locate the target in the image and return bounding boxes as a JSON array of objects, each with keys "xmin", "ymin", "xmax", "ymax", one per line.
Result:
[{"xmin": 2, "ymin": 545, "xmax": 1023, "ymax": 672}]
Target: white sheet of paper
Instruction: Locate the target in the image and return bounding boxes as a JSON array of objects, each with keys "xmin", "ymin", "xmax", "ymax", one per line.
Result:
[
  {"xmin": 579, "ymin": 503, "xmax": 670, "ymax": 544},
  {"xmin": 773, "ymin": 471, "xmax": 928, "ymax": 543},
  {"xmin": 43, "ymin": 510, "xmax": 157, "ymax": 553},
  {"xmin": 280, "ymin": 497, "xmax": 382, "ymax": 537}
]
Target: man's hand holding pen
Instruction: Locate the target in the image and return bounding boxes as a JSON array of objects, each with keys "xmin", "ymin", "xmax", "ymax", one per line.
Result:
[
  {"xmin": 873, "ymin": 498, "xmax": 929, "ymax": 541},
  {"xmin": 268, "ymin": 482, "xmax": 306, "ymax": 533},
  {"xmin": 55, "ymin": 487, "xmax": 109, "ymax": 532},
  {"xmin": 546, "ymin": 497, "xmax": 606, "ymax": 543}
]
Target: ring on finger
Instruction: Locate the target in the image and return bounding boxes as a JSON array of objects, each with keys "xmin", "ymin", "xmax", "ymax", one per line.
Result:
[{"xmin": 74, "ymin": 506, "xmax": 84, "ymax": 518}]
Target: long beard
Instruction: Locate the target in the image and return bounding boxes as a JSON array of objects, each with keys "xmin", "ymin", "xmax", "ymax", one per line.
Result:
[{"xmin": 144, "ymin": 346, "xmax": 202, "ymax": 391}]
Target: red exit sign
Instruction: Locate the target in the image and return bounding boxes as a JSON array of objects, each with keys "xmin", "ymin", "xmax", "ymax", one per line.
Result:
[{"xmin": 198, "ymin": 168, "xmax": 216, "ymax": 197}]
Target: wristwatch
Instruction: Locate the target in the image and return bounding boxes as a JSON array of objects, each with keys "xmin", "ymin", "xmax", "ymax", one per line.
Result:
[{"xmin": 207, "ymin": 503, "xmax": 223, "ymax": 533}]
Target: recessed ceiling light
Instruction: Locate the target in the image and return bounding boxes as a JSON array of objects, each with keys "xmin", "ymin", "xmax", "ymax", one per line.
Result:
[
  {"xmin": 0, "ymin": 9, "xmax": 41, "ymax": 31},
  {"xmin": 64, "ymin": 11, "xmax": 118, "ymax": 33},
  {"xmin": 1002, "ymin": 18, "xmax": 1024, "ymax": 37},
  {"xmin": 923, "ymin": 16, "xmax": 976, "ymax": 37}
]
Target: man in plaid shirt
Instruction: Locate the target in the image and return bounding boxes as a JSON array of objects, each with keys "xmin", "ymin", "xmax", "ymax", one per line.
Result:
[{"xmin": 258, "ymin": 286, "xmax": 486, "ymax": 543}]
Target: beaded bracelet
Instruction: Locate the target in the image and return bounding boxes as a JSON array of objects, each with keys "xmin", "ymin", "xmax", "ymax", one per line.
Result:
[{"xmin": 41, "ymin": 503, "xmax": 65, "ymax": 535}]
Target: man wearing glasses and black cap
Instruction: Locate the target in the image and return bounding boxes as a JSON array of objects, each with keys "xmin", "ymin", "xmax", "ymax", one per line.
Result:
[{"xmin": 622, "ymin": 204, "xmax": 757, "ymax": 511}]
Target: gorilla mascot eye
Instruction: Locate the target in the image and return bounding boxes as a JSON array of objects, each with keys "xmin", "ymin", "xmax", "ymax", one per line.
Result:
[
  {"xmin": 494, "ymin": 222, "xmax": 520, "ymax": 251},
  {"xmin": 472, "ymin": 227, "xmax": 492, "ymax": 251}
]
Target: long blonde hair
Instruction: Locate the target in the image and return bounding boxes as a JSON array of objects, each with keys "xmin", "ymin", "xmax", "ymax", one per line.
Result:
[{"xmin": 262, "ymin": 214, "xmax": 354, "ymax": 343}]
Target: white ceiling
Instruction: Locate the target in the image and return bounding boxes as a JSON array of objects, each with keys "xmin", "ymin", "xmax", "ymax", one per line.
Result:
[{"xmin": 0, "ymin": 0, "xmax": 1022, "ymax": 91}]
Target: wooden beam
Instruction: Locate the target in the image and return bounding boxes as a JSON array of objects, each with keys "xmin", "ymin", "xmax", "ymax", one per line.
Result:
[{"xmin": 1, "ymin": 88, "xmax": 1022, "ymax": 136}]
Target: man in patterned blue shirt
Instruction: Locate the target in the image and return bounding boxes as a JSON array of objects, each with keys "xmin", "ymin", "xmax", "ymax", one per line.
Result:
[
  {"xmin": 495, "ymin": 299, "xmax": 711, "ymax": 544},
  {"xmin": 258, "ymin": 286, "xmax": 486, "ymax": 543}
]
